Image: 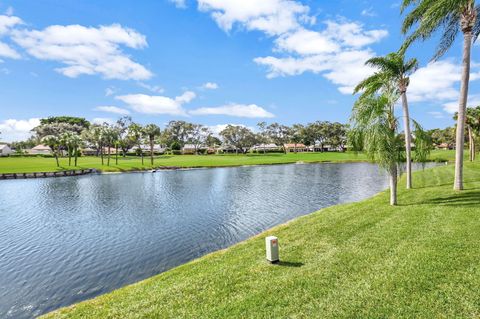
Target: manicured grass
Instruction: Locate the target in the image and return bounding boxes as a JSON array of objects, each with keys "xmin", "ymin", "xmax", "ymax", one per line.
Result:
[
  {"xmin": 42, "ymin": 161, "xmax": 480, "ymax": 318},
  {"xmin": 0, "ymin": 152, "xmax": 368, "ymax": 173},
  {"xmin": 0, "ymin": 150, "xmax": 455, "ymax": 174}
]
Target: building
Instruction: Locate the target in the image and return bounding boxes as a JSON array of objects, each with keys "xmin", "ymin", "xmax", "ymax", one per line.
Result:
[
  {"xmin": 251, "ymin": 143, "xmax": 281, "ymax": 152},
  {"xmin": 284, "ymin": 143, "xmax": 308, "ymax": 153},
  {"xmin": 28, "ymin": 144, "xmax": 52, "ymax": 155},
  {"xmin": 0, "ymin": 144, "xmax": 13, "ymax": 156},
  {"xmin": 182, "ymin": 144, "xmax": 207, "ymax": 154}
]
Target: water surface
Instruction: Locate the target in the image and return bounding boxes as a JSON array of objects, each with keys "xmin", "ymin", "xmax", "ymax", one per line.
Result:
[{"xmin": 0, "ymin": 162, "xmax": 432, "ymax": 318}]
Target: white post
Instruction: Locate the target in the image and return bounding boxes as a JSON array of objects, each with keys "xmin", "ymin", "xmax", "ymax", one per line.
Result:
[{"xmin": 266, "ymin": 236, "xmax": 279, "ymax": 264}]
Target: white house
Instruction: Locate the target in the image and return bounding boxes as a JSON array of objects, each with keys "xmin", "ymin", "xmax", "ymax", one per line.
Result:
[
  {"xmin": 251, "ymin": 143, "xmax": 281, "ymax": 152},
  {"xmin": 0, "ymin": 144, "xmax": 13, "ymax": 156},
  {"xmin": 28, "ymin": 144, "xmax": 52, "ymax": 155}
]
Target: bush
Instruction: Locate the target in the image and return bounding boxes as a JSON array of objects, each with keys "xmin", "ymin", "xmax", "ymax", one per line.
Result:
[
  {"xmin": 170, "ymin": 141, "xmax": 181, "ymax": 151},
  {"xmin": 172, "ymin": 150, "xmax": 182, "ymax": 155},
  {"xmin": 9, "ymin": 154, "xmax": 54, "ymax": 158}
]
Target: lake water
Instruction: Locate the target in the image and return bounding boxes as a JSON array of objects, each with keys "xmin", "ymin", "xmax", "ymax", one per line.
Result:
[{"xmin": 0, "ymin": 162, "xmax": 433, "ymax": 318}]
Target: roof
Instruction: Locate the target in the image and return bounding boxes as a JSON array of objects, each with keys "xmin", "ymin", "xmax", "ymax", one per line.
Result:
[
  {"xmin": 284, "ymin": 143, "xmax": 306, "ymax": 148},
  {"xmin": 0, "ymin": 144, "xmax": 10, "ymax": 150},
  {"xmin": 31, "ymin": 144, "xmax": 51, "ymax": 150}
]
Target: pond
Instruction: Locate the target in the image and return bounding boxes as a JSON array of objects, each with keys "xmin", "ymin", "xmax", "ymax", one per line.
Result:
[{"xmin": 0, "ymin": 162, "xmax": 434, "ymax": 318}]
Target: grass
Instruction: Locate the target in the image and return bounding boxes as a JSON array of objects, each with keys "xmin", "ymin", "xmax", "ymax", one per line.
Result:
[
  {"xmin": 0, "ymin": 150, "xmax": 454, "ymax": 174},
  {"xmin": 41, "ymin": 159, "xmax": 480, "ymax": 318}
]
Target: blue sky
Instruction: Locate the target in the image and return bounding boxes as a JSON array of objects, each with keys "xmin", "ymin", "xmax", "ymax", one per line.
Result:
[{"xmin": 0, "ymin": 0, "xmax": 479, "ymax": 141}]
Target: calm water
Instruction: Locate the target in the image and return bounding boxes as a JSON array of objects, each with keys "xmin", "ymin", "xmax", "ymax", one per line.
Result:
[{"xmin": 0, "ymin": 162, "xmax": 433, "ymax": 318}]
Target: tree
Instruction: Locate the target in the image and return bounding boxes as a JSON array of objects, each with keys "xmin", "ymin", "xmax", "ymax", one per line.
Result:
[
  {"xmin": 454, "ymin": 106, "xmax": 480, "ymax": 161},
  {"xmin": 100, "ymin": 124, "xmax": 118, "ymax": 166},
  {"xmin": 290, "ymin": 124, "xmax": 304, "ymax": 153},
  {"xmin": 256, "ymin": 122, "xmax": 270, "ymax": 154},
  {"xmin": 41, "ymin": 135, "xmax": 60, "ymax": 167},
  {"xmin": 163, "ymin": 121, "xmax": 192, "ymax": 148},
  {"xmin": 401, "ymin": 0, "xmax": 480, "ymax": 190},
  {"xmin": 40, "ymin": 116, "xmax": 90, "ymax": 129},
  {"xmin": 128, "ymin": 123, "xmax": 145, "ymax": 165},
  {"xmin": 219, "ymin": 125, "xmax": 256, "ymax": 154},
  {"xmin": 115, "ymin": 116, "xmax": 134, "ymax": 158},
  {"xmin": 143, "ymin": 124, "xmax": 161, "ymax": 165},
  {"xmin": 354, "ymin": 52, "xmax": 418, "ymax": 189},
  {"xmin": 328, "ymin": 122, "xmax": 348, "ymax": 151},
  {"xmin": 266, "ymin": 123, "xmax": 291, "ymax": 153},
  {"xmin": 349, "ymin": 93, "xmax": 404, "ymax": 205},
  {"xmin": 60, "ymin": 132, "xmax": 75, "ymax": 166},
  {"xmin": 188, "ymin": 124, "xmax": 211, "ymax": 154}
]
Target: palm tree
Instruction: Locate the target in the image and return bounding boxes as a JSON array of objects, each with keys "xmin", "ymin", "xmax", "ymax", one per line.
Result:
[
  {"xmin": 354, "ymin": 52, "xmax": 418, "ymax": 189},
  {"xmin": 143, "ymin": 124, "xmax": 161, "ymax": 165},
  {"xmin": 455, "ymin": 106, "xmax": 480, "ymax": 161},
  {"xmin": 350, "ymin": 93, "xmax": 403, "ymax": 205},
  {"xmin": 69, "ymin": 133, "xmax": 83, "ymax": 166},
  {"xmin": 128, "ymin": 123, "xmax": 145, "ymax": 165},
  {"xmin": 401, "ymin": 0, "xmax": 480, "ymax": 190},
  {"xmin": 41, "ymin": 135, "xmax": 60, "ymax": 167}
]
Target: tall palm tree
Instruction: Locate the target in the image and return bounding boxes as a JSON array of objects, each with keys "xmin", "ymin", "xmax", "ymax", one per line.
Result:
[
  {"xmin": 350, "ymin": 93, "xmax": 403, "ymax": 205},
  {"xmin": 128, "ymin": 123, "xmax": 145, "ymax": 165},
  {"xmin": 143, "ymin": 124, "xmax": 161, "ymax": 165},
  {"xmin": 354, "ymin": 52, "xmax": 418, "ymax": 189},
  {"xmin": 401, "ymin": 0, "xmax": 480, "ymax": 190},
  {"xmin": 455, "ymin": 106, "xmax": 480, "ymax": 161},
  {"xmin": 41, "ymin": 135, "xmax": 60, "ymax": 167}
]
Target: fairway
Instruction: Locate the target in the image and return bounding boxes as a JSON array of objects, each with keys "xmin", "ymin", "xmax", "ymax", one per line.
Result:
[
  {"xmin": 0, "ymin": 150, "xmax": 455, "ymax": 174},
  {"xmin": 41, "ymin": 161, "xmax": 480, "ymax": 318}
]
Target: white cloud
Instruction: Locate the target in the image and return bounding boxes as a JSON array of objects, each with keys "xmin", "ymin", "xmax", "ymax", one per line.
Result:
[
  {"xmin": 105, "ymin": 86, "xmax": 116, "ymax": 96},
  {"xmin": 0, "ymin": 15, "xmax": 22, "ymax": 59},
  {"xmin": 361, "ymin": 8, "xmax": 377, "ymax": 17},
  {"xmin": 95, "ymin": 106, "xmax": 130, "ymax": 115},
  {"xmin": 197, "ymin": 0, "xmax": 313, "ymax": 36},
  {"xmin": 91, "ymin": 117, "xmax": 114, "ymax": 125},
  {"xmin": 190, "ymin": 103, "xmax": 275, "ymax": 118},
  {"xmin": 116, "ymin": 91, "xmax": 196, "ymax": 115},
  {"xmin": 255, "ymin": 48, "xmax": 375, "ymax": 94},
  {"xmin": 169, "ymin": 0, "xmax": 187, "ymax": 9},
  {"xmin": 0, "ymin": 118, "xmax": 39, "ymax": 141},
  {"xmin": 201, "ymin": 82, "xmax": 219, "ymax": 90},
  {"xmin": 443, "ymin": 96, "xmax": 480, "ymax": 114},
  {"xmin": 12, "ymin": 23, "xmax": 152, "ymax": 80},
  {"xmin": 408, "ymin": 61, "xmax": 462, "ymax": 103},
  {"xmin": 137, "ymin": 82, "xmax": 165, "ymax": 93},
  {"xmin": 274, "ymin": 28, "xmax": 339, "ymax": 55}
]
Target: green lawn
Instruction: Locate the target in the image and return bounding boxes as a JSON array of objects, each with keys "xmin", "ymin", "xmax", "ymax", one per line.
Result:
[
  {"xmin": 42, "ymin": 160, "xmax": 480, "ymax": 318},
  {"xmin": 0, "ymin": 150, "xmax": 455, "ymax": 174}
]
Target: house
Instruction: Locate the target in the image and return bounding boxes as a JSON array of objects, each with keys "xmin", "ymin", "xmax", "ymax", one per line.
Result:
[
  {"xmin": 437, "ymin": 143, "xmax": 454, "ymax": 150},
  {"xmin": 251, "ymin": 143, "xmax": 281, "ymax": 152},
  {"xmin": 182, "ymin": 144, "xmax": 207, "ymax": 154},
  {"xmin": 81, "ymin": 148, "xmax": 97, "ymax": 156},
  {"xmin": 28, "ymin": 144, "xmax": 52, "ymax": 155},
  {"xmin": 0, "ymin": 144, "xmax": 13, "ymax": 156},
  {"xmin": 218, "ymin": 144, "xmax": 240, "ymax": 154},
  {"xmin": 129, "ymin": 144, "xmax": 165, "ymax": 154},
  {"xmin": 284, "ymin": 143, "xmax": 308, "ymax": 153}
]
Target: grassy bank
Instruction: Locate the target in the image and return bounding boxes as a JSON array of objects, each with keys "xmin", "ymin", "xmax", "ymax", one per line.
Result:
[
  {"xmin": 42, "ymin": 160, "xmax": 480, "ymax": 318},
  {"xmin": 0, "ymin": 150, "xmax": 454, "ymax": 174}
]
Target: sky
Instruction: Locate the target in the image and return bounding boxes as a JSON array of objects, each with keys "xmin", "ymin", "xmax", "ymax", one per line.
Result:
[{"xmin": 0, "ymin": 0, "xmax": 479, "ymax": 142}]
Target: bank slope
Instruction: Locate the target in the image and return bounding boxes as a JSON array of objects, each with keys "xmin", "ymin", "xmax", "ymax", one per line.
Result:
[{"xmin": 42, "ymin": 162, "xmax": 480, "ymax": 318}]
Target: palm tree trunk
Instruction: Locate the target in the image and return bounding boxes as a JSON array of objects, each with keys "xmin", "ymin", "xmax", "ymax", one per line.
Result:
[
  {"xmin": 68, "ymin": 146, "xmax": 71, "ymax": 166},
  {"xmin": 115, "ymin": 145, "xmax": 119, "ymax": 165},
  {"xmin": 401, "ymin": 92, "xmax": 412, "ymax": 189},
  {"xmin": 454, "ymin": 30, "xmax": 473, "ymax": 190},
  {"xmin": 468, "ymin": 126, "xmax": 474, "ymax": 162},
  {"xmin": 54, "ymin": 150, "xmax": 59, "ymax": 167},
  {"xmin": 150, "ymin": 138, "xmax": 154, "ymax": 165},
  {"xmin": 139, "ymin": 144, "xmax": 144, "ymax": 165},
  {"xmin": 74, "ymin": 147, "xmax": 78, "ymax": 166},
  {"xmin": 107, "ymin": 146, "xmax": 110, "ymax": 166},
  {"xmin": 100, "ymin": 144, "xmax": 104, "ymax": 165},
  {"xmin": 389, "ymin": 165, "xmax": 398, "ymax": 206}
]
